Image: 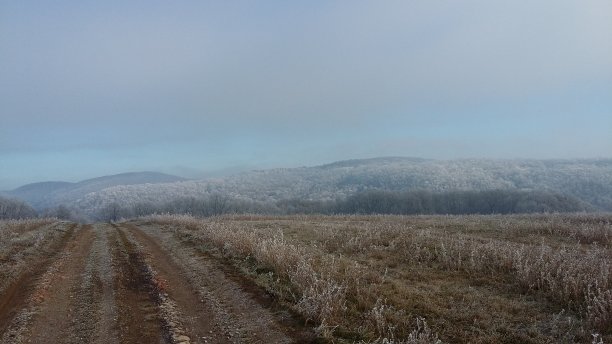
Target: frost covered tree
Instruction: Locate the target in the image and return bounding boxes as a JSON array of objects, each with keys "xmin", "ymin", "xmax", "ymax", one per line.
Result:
[
  {"xmin": 100, "ymin": 202, "xmax": 124, "ymax": 222},
  {"xmin": 0, "ymin": 196, "xmax": 37, "ymax": 219}
]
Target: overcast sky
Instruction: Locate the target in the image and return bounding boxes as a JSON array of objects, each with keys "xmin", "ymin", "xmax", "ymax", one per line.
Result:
[{"xmin": 1, "ymin": 1, "xmax": 611, "ymax": 189}]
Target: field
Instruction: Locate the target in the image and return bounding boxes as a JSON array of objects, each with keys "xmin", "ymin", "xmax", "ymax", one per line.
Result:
[
  {"xmin": 0, "ymin": 219, "xmax": 69, "ymax": 303},
  {"xmin": 0, "ymin": 214, "xmax": 610, "ymax": 343}
]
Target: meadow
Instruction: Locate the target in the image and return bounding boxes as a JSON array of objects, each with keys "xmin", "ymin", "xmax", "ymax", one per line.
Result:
[{"xmin": 145, "ymin": 213, "xmax": 612, "ymax": 343}]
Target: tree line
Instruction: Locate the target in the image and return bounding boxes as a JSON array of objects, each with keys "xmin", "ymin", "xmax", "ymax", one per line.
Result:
[
  {"xmin": 0, "ymin": 196, "xmax": 37, "ymax": 220},
  {"xmin": 1, "ymin": 196, "xmax": 83, "ymax": 221},
  {"xmin": 96, "ymin": 189, "xmax": 590, "ymax": 221},
  {"xmin": 331, "ymin": 189, "xmax": 589, "ymax": 215},
  {"xmin": 0, "ymin": 189, "xmax": 592, "ymax": 222}
]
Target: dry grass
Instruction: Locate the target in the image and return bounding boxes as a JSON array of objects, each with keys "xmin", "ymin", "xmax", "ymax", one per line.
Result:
[
  {"xmin": 143, "ymin": 214, "xmax": 612, "ymax": 343},
  {"xmin": 0, "ymin": 219, "xmax": 63, "ymax": 294}
]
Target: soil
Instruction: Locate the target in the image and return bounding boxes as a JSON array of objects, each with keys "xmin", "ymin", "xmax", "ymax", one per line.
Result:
[{"xmin": 0, "ymin": 223, "xmax": 313, "ymax": 344}]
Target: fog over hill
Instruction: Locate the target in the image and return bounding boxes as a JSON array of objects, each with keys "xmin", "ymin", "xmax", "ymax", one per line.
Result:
[
  {"xmin": 5, "ymin": 172, "xmax": 186, "ymax": 210},
  {"xmin": 6, "ymin": 157, "xmax": 606, "ymax": 218}
]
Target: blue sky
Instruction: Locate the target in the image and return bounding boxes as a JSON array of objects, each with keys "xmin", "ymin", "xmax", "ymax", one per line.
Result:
[{"xmin": 1, "ymin": 0, "xmax": 611, "ymax": 189}]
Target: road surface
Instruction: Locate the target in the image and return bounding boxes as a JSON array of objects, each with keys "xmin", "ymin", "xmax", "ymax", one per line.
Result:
[{"xmin": 0, "ymin": 223, "xmax": 313, "ymax": 344}]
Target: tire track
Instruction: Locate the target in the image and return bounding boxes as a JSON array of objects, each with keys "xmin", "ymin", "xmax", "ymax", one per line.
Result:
[
  {"xmin": 24, "ymin": 225, "xmax": 95, "ymax": 343},
  {"xmin": 4, "ymin": 225, "xmax": 95, "ymax": 344},
  {"xmin": 0, "ymin": 222, "xmax": 75, "ymax": 338},
  {"xmin": 91, "ymin": 224, "xmax": 120, "ymax": 344},
  {"xmin": 67, "ymin": 224, "xmax": 120, "ymax": 344},
  {"xmin": 121, "ymin": 224, "xmax": 221, "ymax": 343},
  {"xmin": 125, "ymin": 223, "xmax": 309, "ymax": 344},
  {"xmin": 1, "ymin": 222, "xmax": 313, "ymax": 344},
  {"xmin": 110, "ymin": 226, "xmax": 167, "ymax": 344}
]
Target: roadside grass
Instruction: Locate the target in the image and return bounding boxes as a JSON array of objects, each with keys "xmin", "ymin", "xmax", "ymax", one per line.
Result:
[
  {"xmin": 0, "ymin": 219, "xmax": 64, "ymax": 295},
  {"xmin": 143, "ymin": 214, "xmax": 612, "ymax": 343}
]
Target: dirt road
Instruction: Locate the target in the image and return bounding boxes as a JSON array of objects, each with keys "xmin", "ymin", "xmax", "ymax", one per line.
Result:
[{"xmin": 0, "ymin": 223, "xmax": 312, "ymax": 344}]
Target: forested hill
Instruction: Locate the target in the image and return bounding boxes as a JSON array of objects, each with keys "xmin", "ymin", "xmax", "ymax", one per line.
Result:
[
  {"xmin": 68, "ymin": 158, "xmax": 612, "ymax": 218},
  {"xmin": 6, "ymin": 172, "xmax": 186, "ymax": 210}
]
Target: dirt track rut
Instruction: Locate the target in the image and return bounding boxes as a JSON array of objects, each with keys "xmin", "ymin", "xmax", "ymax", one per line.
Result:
[{"xmin": 0, "ymin": 223, "xmax": 309, "ymax": 344}]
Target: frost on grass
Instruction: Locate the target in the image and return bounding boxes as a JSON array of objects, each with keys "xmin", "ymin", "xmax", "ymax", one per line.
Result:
[{"xmin": 145, "ymin": 213, "xmax": 612, "ymax": 343}]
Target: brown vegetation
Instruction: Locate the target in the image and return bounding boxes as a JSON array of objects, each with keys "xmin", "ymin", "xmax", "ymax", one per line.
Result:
[
  {"xmin": 0, "ymin": 219, "xmax": 63, "ymax": 295},
  {"xmin": 145, "ymin": 213, "xmax": 612, "ymax": 343}
]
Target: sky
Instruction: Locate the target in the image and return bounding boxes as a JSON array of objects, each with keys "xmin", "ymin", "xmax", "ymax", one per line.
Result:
[{"xmin": 1, "ymin": 1, "xmax": 611, "ymax": 189}]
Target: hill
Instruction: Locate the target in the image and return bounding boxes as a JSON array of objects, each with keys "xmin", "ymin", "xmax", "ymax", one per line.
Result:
[
  {"xmin": 6, "ymin": 172, "xmax": 186, "ymax": 210},
  {"xmin": 70, "ymin": 158, "xmax": 612, "ymax": 218}
]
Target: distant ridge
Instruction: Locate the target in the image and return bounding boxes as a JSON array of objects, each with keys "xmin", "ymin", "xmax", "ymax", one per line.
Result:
[
  {"xmin": 316, "ymin": 157, "xmax": 430, "ymax": 169},
  {"xmin": 65, "ymin": 157, "xmax": 612, "ymax": 218},
  {"xmin": 75, "ymin": 172, "xmax": 186, "ymax": 190},
  {"xmin": 7, "ymin": 172, "xmax": 186, "ymax": 210},
  {"xmin": 12, "ymin": 181, "xmax": 75, "ymax": 193},
  {"xmin": 5, "ymin": 158, "xmax": 612, "ymax": 218}
]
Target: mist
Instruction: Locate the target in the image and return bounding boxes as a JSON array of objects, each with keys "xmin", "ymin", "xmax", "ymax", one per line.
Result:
[{"xmin": 1, "ymin": 1, "xmax": 611, "ymax": 189}]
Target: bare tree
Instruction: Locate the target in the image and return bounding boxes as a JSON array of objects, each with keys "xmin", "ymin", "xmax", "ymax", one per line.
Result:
[
  {"xmin": 208, "ymin": 193, "xmax": 229, "ymax": 216},
  {"xmin": 0, "ymin": 196, "xmax": 37, "ymax": 219},
  {"xmin": 100, "ymin": 202, "xmax": 123, "ymax": 222}
]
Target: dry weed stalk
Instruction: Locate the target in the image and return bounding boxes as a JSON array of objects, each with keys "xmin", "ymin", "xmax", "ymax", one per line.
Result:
[
  {"xmin": 145, "ymin": 213, "xmax": 612, "ymax": 342},
  {"xmin": 0, "ymin": 219, "xmax": 62, "ymax": 295}
]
